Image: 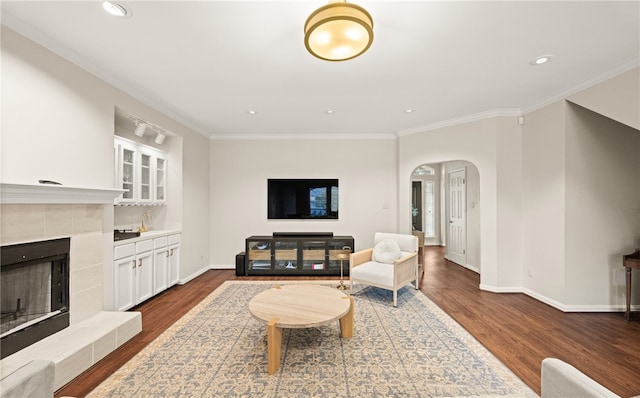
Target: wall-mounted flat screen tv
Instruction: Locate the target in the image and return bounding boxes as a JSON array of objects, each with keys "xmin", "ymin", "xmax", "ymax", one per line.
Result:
[{"xmin": 268, "ymin": 179, "xmax": 339, "ymax": 220}]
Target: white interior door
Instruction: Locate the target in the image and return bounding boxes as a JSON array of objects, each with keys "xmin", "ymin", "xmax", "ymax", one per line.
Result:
[{"xmin": 447, "ymin": 168, "xmax": 467, "ymax": 266}]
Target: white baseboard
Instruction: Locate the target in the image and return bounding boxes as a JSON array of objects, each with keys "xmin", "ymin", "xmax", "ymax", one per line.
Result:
[
  {"xmin": 178, "ymin": 265, "xmax": 235, "ymax": 285},
  {"xmin": 209, "ymin": 264, "xmax": 234, "ymax": 270},
  {"xmin": 179, "ymin": 267, "xmax": 211, "ymax": 285},
  {"xmin": 480, "ymin": 284, "xmax": 639, "ymax": 313}
]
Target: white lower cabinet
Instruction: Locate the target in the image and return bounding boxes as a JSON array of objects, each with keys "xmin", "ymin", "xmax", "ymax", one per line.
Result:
[
  {"xmin": 153, "ymin": 236, "xmax": 168, "ymax": 294},
  {"xmin": 114, "ymin": 240, "xmax": 153, "ymax": 311},
  {"xmin": 113, "ymin": 232, "xmax": 181, "ymax": 311},
  {"xmin": 168, "ymin": 234, "xmax": 181, "ymax": 287}
]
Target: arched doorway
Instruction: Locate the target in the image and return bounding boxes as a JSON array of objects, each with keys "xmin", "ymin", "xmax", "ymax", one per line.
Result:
[{"xmin": 411, "ymin": 160, "xmax": 481, "ymax": 273}]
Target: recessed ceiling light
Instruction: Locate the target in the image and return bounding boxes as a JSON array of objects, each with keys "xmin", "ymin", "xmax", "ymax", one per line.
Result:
[
  {"xmin": 404, "ymin": 108, "xmax": 414, "ymax": 113},
  {"xmin": 247, "ymin": 110, "xmax": 257, "ymax": 115},
  {"xmin": 326, "ymin": 109, "xmax": 335, "ymax": 114},
  {"xmin": 102, "ymin": 1, "xmax": 130, "ymax": 17},
  {"xmin": 530, "ymin": 54, "xmax": 553, "ymax": 66}
]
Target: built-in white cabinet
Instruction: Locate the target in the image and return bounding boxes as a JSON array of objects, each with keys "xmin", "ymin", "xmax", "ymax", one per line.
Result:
[
  {"xmin": 114, "ymin": 240, "xmax": 154, "ymax": 311},
  {"xmin": 167, "ymin": 234, "xmax": 181, "ymax": 287},
  {"xmin": 112, "ymin": 231, "xmax": 181, "ymax": 311},
  {"xmin": 114, "ymin": 136, "xmax": 167, "ymax": 206},
  {"xmin": 153, "ymin": 236, "xmax": 168, "ymax": 294}
]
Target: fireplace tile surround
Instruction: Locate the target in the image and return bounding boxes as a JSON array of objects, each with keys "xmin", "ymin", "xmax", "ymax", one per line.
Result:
[
  {"xmin": 1, "ymin": 204, "xmax": 104, "ymax": 325},
  {"xmin": 0, "ymin": 201, "xmax": 141, "ymax": 391}
]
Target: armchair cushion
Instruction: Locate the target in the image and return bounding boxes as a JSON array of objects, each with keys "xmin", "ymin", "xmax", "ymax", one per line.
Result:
[
  {"xmin": 372, "ymin": 239, "xmax": 402, "ymax": 264},
  {"xmin": 351, "ymin": 261, "xmax": 394, "ymax": 286}
]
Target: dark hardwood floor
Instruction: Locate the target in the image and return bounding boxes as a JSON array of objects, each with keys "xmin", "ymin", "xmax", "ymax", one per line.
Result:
[{"xmin": 56, "ymin": 247, "xmax": 640, "ymax": 397}]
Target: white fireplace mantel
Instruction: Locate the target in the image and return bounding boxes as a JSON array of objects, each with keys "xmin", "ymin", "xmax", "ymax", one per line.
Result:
[{"xmin": 0, "ymin": 183, "xmax": 123, "ymax": 204}]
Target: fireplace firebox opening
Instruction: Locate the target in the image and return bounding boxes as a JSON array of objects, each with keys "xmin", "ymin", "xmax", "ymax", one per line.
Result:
[{"xmin": 1, "ymin": 237, "xmax": 70, "ymax": 359}]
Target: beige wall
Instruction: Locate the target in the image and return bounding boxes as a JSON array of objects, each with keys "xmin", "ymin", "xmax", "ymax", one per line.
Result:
[
  {"xmin": 568, "ymin": 67, "xmax": 640, "ymax": 131},
  {"xmin": 208, "ymin": 138, "xmax": 398, "ymax": 266},
  {"xmin": 521, "ymin": 102, "xmax": 567, "ymax": 305},
  {"xmin": 564, "ymin": 103, "xmax": 640, "ymax": 307}
]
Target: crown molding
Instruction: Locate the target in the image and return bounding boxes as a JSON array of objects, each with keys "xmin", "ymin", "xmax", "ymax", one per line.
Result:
[
  {"xmin": 396, "ymin": 109, "xmax": 522, "ymax": 137},
  {"xmin": 210, "ymin": 133, "xmax": 397, "ymax": 141},
  {"xmin": 521, "ymin": 57, "xmax": 640, "ymax": 115}
]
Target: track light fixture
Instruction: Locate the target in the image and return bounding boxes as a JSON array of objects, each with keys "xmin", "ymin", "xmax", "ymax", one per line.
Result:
[{"xmin": 134, "ymin": 122, "xmax": 147, "ymax": 137}]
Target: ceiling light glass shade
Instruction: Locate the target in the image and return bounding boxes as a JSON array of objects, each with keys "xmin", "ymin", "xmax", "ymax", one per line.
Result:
[{"xmin": 304, "ymin": 1, "xmax": 373, "ymax": 61}]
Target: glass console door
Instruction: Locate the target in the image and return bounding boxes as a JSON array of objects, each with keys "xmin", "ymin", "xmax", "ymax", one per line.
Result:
[
  {"xmin": 247, "ymin": 239, "xmax": 272, "ymax": 273},
  {"xmin": 303, "ymin": 241, "xmax": 326, "ymax": 272},
  {"xmin": 274, "ymin": 240, "xmax": 298, "ymax": 271}
]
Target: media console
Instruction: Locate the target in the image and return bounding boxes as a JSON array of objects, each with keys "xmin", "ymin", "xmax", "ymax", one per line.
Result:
[{"xmin": 244, "ymin": 234, "xmax": 354, "ymax": 276}]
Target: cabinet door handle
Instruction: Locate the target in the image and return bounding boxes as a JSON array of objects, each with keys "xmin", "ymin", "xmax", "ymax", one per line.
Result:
[
  {"xmin": 132, "ymin": 260, "xmax": 136, "ymax": 270},
  {"xmin": 138, "ymin": 259, "xmax": 142, "ymax": 267},
  {"xmin": 166, "ymin": 250, "xmax": 170, "ymax": 257},
  {"xmin": 170, "ymin": 249, "xmax": 174, "ymax": 256}
]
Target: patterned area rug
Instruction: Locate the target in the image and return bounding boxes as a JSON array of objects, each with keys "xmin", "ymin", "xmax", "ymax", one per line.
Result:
[{"xmin": 88, "ymin": 281, "xmax": 536, "ymax": 397}]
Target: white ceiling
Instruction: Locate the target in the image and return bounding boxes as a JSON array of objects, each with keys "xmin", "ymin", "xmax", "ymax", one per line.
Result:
[{"xmin": 2, "ymin": 1, "xmax": 639, "ymax": 139}]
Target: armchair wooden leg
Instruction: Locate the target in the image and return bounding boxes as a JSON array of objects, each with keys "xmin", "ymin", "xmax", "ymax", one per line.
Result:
[{"xmin": 393, "ymin": 291, "xmax": 397, "ymax": 307}]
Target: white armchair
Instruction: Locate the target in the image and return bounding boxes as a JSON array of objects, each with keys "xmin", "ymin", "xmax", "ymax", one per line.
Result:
[{"xmin": 349, "ymin": 232, "xmax": 419, "ymax": 307}]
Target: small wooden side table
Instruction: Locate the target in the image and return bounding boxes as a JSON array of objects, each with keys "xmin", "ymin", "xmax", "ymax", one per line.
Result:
[{"xmin": 623, "ymin": 248, "xmax": 640, "ymax": 321}]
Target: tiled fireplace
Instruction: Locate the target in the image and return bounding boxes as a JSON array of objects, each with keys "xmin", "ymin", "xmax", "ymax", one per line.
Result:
[
  {"xmin": 1, "ymin": 203, "xmax": 106, "ymax": 329},
  {"xmin": 0, "ymin": 184, "xmax": 141, "ymax": 391}
]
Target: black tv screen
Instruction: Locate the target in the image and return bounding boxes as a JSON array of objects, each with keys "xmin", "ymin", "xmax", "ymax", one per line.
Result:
[{"xmin": 268, "ymin": 179, "xmax": 339, "ymax": 219}]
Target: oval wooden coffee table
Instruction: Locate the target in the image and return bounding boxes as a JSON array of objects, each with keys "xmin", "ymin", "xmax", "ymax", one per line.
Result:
[{"xmin": 249, "ymin": 284, "xmax": 354, "ymax": 375}]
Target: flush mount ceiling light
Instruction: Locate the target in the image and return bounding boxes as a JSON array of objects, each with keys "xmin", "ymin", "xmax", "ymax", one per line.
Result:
[
  {"xmin": 530, "ymin": 54, "xmax": 554, "ymax": 66},
  {"xmin": 133, "ymin": 122, "xmax": 147, "ymax": 137},
  {"xmin": 304, "ymin": 0, "xmax": 374, "ymax": 62},
  {"xmin": 102, "ymin": 1, "xmax": 131, "ymax": 18}
]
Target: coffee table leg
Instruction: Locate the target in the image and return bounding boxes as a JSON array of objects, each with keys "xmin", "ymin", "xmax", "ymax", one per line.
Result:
[
  {"xmin": 339, "ymin": 296, "xmax": 354, "ymax": 338},
  {"xmin": 267, "ymin": 318, "xmax": 282, "ymax": 375}
]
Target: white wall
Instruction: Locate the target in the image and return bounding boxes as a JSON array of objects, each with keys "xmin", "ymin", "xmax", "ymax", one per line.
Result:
[
  {"xmin": 521, "ymin": 102, "xmax": 567, "ymax": 305},
  {"xmin": 1, "ymin": 28, "xmax": 114, "ymax": 188},
  {"xmin": 398, "ymin": 116, "xmax": 524, "ymax": 291},
  {"xmin": 564, "ymin": 103, "xmax": 640, "ymax": 308},
  {"xmin": 1, "ymin": 27, "xmax": 210, "ymax": 286},
  {"xmin": 209, "ymin": 138, "xmax": 397, "ymax": 266}
]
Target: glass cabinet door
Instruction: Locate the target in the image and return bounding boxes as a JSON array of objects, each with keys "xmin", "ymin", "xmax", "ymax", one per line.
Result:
[
  {"xmin": 247, "ymin": 240, "xmax": 272, "ymax": 272},
  {"xmin": 156, "ymin": 157, "xmax": 166, "ymax": 202},
  {"xmin": 274, "ymin": 240, "xmax": 297, "ymax": 270},
  {"xmin": 139, "ymin": 152, "xmax": 151, "ymax": 202},
  {"xmin": 120, "ymin": 145, "xmax": 136, "ymax": 202},
  {"xmin": 303, "ymin": 241, "xmax": 326, "ymax": 271}
]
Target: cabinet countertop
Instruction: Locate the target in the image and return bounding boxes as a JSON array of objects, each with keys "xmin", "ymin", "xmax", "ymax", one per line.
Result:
[{"xmin": 113, "ymin": 230, "xmax": 181, "ymax": 246}]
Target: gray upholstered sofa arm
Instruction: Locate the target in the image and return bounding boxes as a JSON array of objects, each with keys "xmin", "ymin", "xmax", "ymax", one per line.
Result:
[{"xmin": 541, "ymin": 358, "xmax": 619, "ymax": 398}]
